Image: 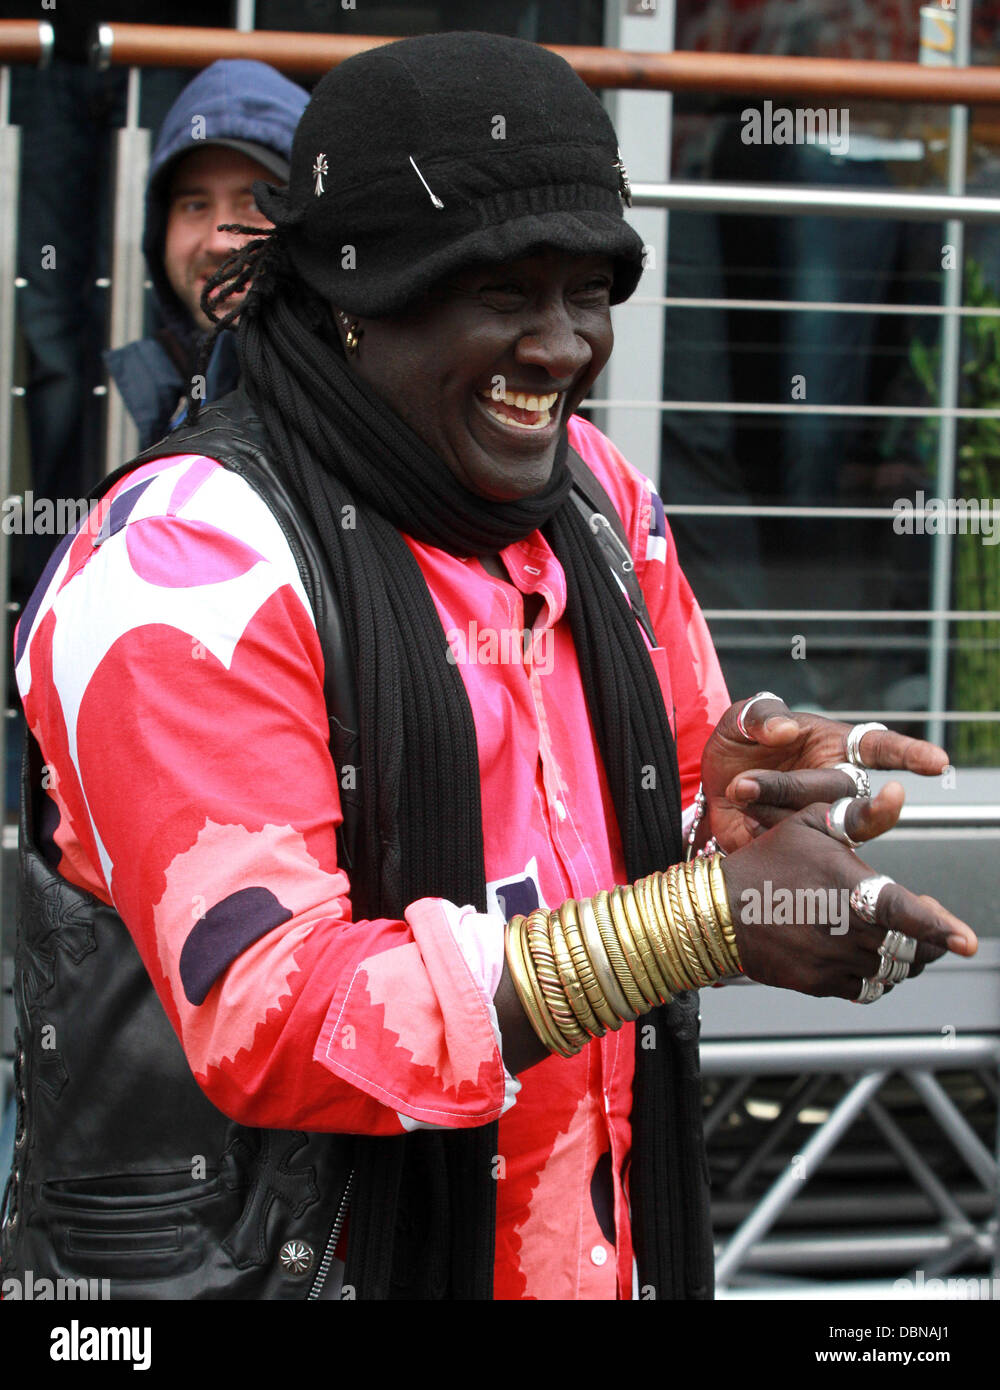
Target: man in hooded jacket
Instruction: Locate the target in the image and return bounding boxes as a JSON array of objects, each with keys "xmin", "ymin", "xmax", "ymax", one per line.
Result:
[{"xmin": 105, "ymin": 59, "xmax": 309, "ymax": 451}]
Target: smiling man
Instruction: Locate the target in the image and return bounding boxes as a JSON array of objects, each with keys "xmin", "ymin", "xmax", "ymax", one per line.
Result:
[
  {"xmin": 163, "ymin": 144, "xmax": 277, "ymax": 333},
  {"xmin": 7, "ymin": 32, "xmax": 975, "ymax": 1304},
  {"xmin": 105, "ymin": 59, "xmax": 308, "ymax": 449},
  {"xmin": 343, "ymin": 249, "xmax": 616, "ymax": 502}
]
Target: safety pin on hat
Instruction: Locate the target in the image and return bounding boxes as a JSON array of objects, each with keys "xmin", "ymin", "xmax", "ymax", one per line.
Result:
[{"xmin": 409, "ymin": 155, "xmax": 444, "ymax": 209}]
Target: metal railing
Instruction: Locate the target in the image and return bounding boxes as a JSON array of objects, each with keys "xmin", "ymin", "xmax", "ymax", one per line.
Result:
[
  {"xmin": 632, "ymin": 183, "xmax": 1000, "ymax": 222},
  {"xmin": 596, "ymin": 173, "xmax": 1000, "ymax": 747}
]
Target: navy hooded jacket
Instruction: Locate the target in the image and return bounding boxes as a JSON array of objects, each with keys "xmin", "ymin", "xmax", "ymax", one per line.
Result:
[{"xmin": 105, "ymin": 60, "xmax": 309, "ymax": 450}]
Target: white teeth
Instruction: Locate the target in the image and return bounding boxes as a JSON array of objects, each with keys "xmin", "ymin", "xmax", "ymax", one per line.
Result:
[
  {"xmin": 487, "ymin": 407, "xmax": 552, "ymax": 431},
  {"xmin": 481, "ymin": 389, "xmax": 559, "ymax": 412}
]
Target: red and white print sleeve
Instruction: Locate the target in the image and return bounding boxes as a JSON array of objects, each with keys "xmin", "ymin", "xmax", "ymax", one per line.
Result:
[{"xmin": 14, "ymin": 454, "xmax": 517, "ymax": 1136}]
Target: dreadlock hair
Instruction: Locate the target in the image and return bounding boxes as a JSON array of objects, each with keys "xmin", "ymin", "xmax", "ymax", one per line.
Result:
[{"xmin": 186, "ymin": 223, "xmax": 338, "ymax": 428}]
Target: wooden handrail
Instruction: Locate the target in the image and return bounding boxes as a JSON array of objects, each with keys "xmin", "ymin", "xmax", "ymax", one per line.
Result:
[
  {"xmin": 83, "ymin": 23, "xmax": 1000, "ymax": 105},
  {"xmin": 565, "ymin": 48, "xmax": 1000, "ymax": 105},
  {"xmin": 4, "ymin": 19, "xmax": 1000, "ymax": 107},
  {"xmin": 0, "ymin": 20, "xmax": 49, "ymax": 65},
  {"xmin": 92, "ymin": 25, "xmax": 394, "ymax": 76}
]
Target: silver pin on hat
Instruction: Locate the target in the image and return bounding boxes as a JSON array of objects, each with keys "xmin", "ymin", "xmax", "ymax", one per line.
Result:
[
  {"xmin": 313, "ymin": 153, "xmax": 328, "ymax": 196},
  {"xmin": 409, "ymin": 155, "xmax": 444, "ymax": 210},
  {"xmin": 613, "ymin": 147, "xmax": 632, "ymax": 207}
]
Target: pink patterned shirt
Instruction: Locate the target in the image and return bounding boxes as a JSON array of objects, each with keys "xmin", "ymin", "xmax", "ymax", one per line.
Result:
[{"xmin": 14, "ymin": 414, "xmax": 729, "ymax": 1300}]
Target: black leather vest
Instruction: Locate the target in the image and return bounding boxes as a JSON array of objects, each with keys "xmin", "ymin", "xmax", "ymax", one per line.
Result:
[{"xmin": 1, "ymin": 392, "xmax": 714, "ymax": 1300}]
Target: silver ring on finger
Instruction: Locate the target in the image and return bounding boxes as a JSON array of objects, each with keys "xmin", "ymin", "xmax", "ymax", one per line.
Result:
[
  {"xmin": 849, "ymin": 874, "xmax": 895, "ymax": 925},
  {"xmin": 880, "ymin": 928, "xmax": 918, "ymax": 965},
  {"xmin": 736, "ymin": 691, "xmax": 782, "ymax": 743},
  {"xmin": 855, "ymin": 977, "xmax": 885, "ymax": 1005},
  {"xmin": 846, "ymin": 721, "xmax": 887, "ymax": 769},
  {"xmin": 875, "ymin": 954, "xmax": 910, "ymax": 985},
  {"xmin": 827, "ymin": 797, "xmax": 863, "ymax": 849},
  {"xmin": 834, "ymin": 761, "xmax": 871, "ymax": 799}
]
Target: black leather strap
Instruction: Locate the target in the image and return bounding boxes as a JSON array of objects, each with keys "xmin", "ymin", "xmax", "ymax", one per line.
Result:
[{"xmin": 566, "ymin": 446, "xmax": 657, "ymax": 647}]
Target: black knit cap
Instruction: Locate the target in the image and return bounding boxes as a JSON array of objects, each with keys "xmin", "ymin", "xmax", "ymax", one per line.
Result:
[{"xmin": 254, "ymin": 31, "xmax": 645, "ymax": 316}]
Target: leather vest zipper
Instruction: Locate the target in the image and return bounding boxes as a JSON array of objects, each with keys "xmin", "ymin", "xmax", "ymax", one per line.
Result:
[{"xmin": 307, "ymin": 1170, "xmax": 354, "ymax": 1300}]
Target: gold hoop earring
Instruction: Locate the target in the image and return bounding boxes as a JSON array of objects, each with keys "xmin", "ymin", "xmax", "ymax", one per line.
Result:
[{"xmin": 337, "ymin": 309, "xmax": 362, "ymax": 356}]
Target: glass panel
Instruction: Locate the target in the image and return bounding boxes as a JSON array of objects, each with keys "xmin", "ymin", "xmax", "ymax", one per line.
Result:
[
  {"xmin": 650, "ymin": 3, "xmax": 1000, "ymax": 765},
  {"xmin": 254, "ymin": 0, "xmax": 605, "ymax": 44}
]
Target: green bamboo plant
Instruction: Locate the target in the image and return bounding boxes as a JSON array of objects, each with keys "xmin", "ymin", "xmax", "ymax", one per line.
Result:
[{"xmin": 910, "ymin": 259, "xmax": 1000, "ymax": 764}]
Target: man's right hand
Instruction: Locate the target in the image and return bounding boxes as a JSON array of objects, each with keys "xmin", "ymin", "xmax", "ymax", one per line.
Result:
[{"xmin": 721, "ymin": 785, "xmax": 977, "ymax": 1001}]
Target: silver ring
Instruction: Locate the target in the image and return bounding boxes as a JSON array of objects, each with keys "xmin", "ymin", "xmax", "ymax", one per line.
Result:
[
  {"xmin": 849, "ymin": 874, "xmax": 895, "ymax": 925},
  {"xmin": 855, "ymin": 977, "xmax": 885, "ymax": 1005},
  {"xmin": 846, "ymin": 722, "xmax": 887, "ymax": 769},
  {"xmin": 880, "ymin": 928, "xmax": 918, "ymax": 965},
  {"xmin": 826, "ymin": 798, "xmax": 862, "ymax": 849},
  {"xmin": 874, "ymin": 954, "xmax": 910, "ymax": 985},
  {"xmin": 834, "ymin": 761, "xmax": 871, "ymax": 799},
  {"xmin": 736, "ymin": 691, "xmax": 783, "ymax": 742}
]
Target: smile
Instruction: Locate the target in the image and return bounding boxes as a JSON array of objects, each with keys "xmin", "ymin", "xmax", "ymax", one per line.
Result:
[{"xmin": 477, "ymin": 389, "xmax": 560, "ymax": 432}]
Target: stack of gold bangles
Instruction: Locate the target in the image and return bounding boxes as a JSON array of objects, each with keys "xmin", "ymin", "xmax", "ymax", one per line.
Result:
[{"xmin": 504, "ymin": 855, "xmax": 742, "ymax": 1058}]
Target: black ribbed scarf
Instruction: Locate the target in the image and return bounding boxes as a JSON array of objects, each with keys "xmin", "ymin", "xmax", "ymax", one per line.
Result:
[
  {"xmin": 221, "ymin": 267, "xmax": 703, "ymax": 1298},
  {"xmin": 236, "ymin": 291, "xmax": 685, "ymax": 915}
]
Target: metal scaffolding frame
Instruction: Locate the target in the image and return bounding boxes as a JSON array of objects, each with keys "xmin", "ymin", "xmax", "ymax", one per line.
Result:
[{"xmin": 702, "ymin": 1031, "xmax": 1000, "ymax": 1296}]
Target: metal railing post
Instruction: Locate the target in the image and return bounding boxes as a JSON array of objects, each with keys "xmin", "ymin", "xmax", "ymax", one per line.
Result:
[
  {"xmin": 0, "ymin": 64, "xmax": 19, "ymax": 537},
  {"xmin": 0, "ymin": 16, "xmax": 50, "ymax": 1125},
  {"xmin": 927, "ymin": 0, "xmax": 973, "ymax": 751},
  {"xmin": 0, "ymin": 61, "xmax": 18, "ymax": 1122},
  {"xmin": 597, "ymin": 0, "xmax": 675, "ymax": 487},
  {"xmin": 103, "ymin": 65, "xmax": 148, "ymax": 476}
]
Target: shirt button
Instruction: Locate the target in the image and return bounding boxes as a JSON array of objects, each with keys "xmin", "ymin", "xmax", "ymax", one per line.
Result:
[
  {"xmin": 554, "ymin": 798, "xmax": 567, "ymax": 821},
  {"xmin": 591, "ymin": 1245, "xmax": 608, "ymax": 1266}
]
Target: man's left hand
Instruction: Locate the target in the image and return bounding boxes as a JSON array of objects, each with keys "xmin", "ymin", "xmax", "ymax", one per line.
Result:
[{"xmin": 701, "ymin": 694, "xmax": 949, "ymax": 852}]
